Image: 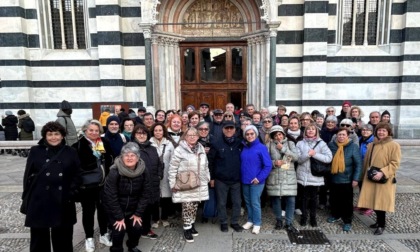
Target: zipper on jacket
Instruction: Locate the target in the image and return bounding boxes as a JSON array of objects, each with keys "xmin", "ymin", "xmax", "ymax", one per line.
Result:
[{"xmin": 124, "ymin": 178, "xmax": 133, "ymax": 215}]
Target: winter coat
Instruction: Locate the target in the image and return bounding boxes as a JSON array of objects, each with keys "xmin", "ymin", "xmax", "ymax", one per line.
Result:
[
  {"xmin": 296, "ymin": 138, "xmax": 333, "ymax": 186},
  {"xmin": 72, "ymin": 136, "xmax": 114, "ymax": 195},
  {"xmin": 208, "ymin": 136, "xmax": 242, "ymax": 184},
  {"xmin": 56, "ymin": 110, "xmax": 78, "ymax": 146},
  {"xmin": 359, "ymin": 134, "xmax": 374, "ymax": 162},
  {"xmin": 320, "ymin": 127, "xmax": 338, "ymax": 144},
  {"xmin": 134, "ymin": 140, "xmax": 163, "ymax": 203},
  {"xmin": 357, "ymin": 137, "xmax": 401, "ymax": 212},
  {"xmin": 103, "ymin": 158, "xmax": 151, "ymax": 222},
  {"xmin": 103, "ymin": 131, "xmax": 128, "ymax": 156},
  {"xmin": 210, "ymin": 121, "xmax": 224, "ymax": 143},
  {"xmin": 18, "ymin": 114, "xmax": 34, "ymax": 140},
  {"xmin": 169, "ymin": 140, "xmax": 210, "ymax": 203},
  {"xmin": 23, "ymin": 140, "xmax": 82, "ymax": 228},
  {"xmin": 240, "ymin": 139, "xmax": 272, "ymax": 185},
  {"xmin": 150, "ymin": 137, "xmax": 175, "ymax": 198},
  {"xmin": 265, "ymin": 139, "xmax": 299, "ymax": 196},
  {"xmin": 2, "ymin": 115, "xmax": 18, "ymax": 140},
  {"xmin": 0, "ymin": 125, "xmax": 6, "ymax": 141},
  {"xmin": 99, "ymin": 111, "xmax": 111, "ymax": 126},
  {"xmin": 328, "ymin": 140, "xmax": 362, "ymax": 184}
]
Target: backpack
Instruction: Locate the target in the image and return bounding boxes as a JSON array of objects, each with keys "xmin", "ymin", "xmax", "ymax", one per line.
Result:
[{"xmin": 22, "ymin": 118, "xmax": 35, "ymax": 132}]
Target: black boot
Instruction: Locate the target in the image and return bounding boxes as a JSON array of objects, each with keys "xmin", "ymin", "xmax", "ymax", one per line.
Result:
[
  {"xmin": 275, "ymin": 220, "xmax": 283, "ymax": 230},
  {"xmin": 190, "ymin": 223, "xmax": 198, "ymax": 236},
  {"xmin": 184, "ymin": 229, "xmax": 194, "ymax": 242}
]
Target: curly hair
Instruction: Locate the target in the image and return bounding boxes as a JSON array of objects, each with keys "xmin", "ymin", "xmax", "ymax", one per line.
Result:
[{"xmin": 41, "ymin": 121, "xmax": 67, "ymax": 138}]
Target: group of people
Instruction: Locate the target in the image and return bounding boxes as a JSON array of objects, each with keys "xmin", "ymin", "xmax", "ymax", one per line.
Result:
[{"xmin": 19, "ymin": 100, "xmax": 401, "ymax": 252}]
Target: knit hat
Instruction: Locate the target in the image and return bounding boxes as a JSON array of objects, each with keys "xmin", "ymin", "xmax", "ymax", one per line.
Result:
[
  {"xmin": 342, "ymin": 101, "xmax": 352, "ymax": 107},
  {"xmin": 61, "ymin": 100, "xmax": 72, "ymax": 109},
  {"xmin": 269, "ymin": 125, "xmax": 285, "ymax": 139},
  {"xmin": 243, "ymin": 125, "xmax": 259, "ymax": 138},
  {"xmin": 381, "ymin": 110, "xmax": 391, "ymax": 118},
  {"xmin": 186, "ymin": 105, "xmax": 195, "ymax": 111},
  {"xmin": 340, "ymin": 118, "xmax": 353, "ymax": 127},
  {"xmin": 106, "ymin": 115, "xmax": 120, "ymax": 126},
  {"xmin": 5, "ymin": 111, "xmax": 13, "ymax": 116}
]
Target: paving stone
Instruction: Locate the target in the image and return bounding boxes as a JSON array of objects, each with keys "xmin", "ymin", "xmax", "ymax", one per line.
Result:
[{"xmin": 399, "ymin": 239, "xmax": 420, "ymax": 252}]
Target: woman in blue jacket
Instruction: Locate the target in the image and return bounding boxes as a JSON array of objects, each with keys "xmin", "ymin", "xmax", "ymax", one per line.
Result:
[
  {"xmin": 241, "ymin": 125, "xmax": 272, "ymax": 234},
  {"xmin": 327, "ymin": 127, "xmax": 362, "ymax": 232}
]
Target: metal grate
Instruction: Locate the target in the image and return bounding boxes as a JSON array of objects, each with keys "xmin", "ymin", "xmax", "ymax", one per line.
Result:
[
  {"xmin": 287, "ymin": 229, "xmax": 331, "ymax": 245},
  {"xmin": 355, "ymin": 0, "xmax": 366, "ymax": 45},
  {"xmin": 342, "ymin": 0, "xmax": 353, "ymax": 45},
  {"xmin": 368, "ymin": 0, "xmax": 378, "ymax": 45}
]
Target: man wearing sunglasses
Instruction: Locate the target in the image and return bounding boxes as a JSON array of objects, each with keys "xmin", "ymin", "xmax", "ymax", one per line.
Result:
[{"xmin": 210, "ymin": 109, "xmax": 225, "ymax": 142}]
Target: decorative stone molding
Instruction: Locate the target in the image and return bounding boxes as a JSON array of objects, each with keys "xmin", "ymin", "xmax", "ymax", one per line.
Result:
[
  {"xmin": 140, "ymin": 0, "xmax": 161, "ymax": 24},
  {"xmin": 152, "ymin": 33, "xmax": 184, "ymax": 46}
]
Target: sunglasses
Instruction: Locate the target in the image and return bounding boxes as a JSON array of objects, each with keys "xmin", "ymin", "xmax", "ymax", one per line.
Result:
[
  {"xmin": 224, "ymin": 126, "xmax": 235, "ymax": 130},
  {"xmin": 198, "ymin": 128, "xmax": 209, "ymax": 131},
  {"xmin": 341, "ymin": 124, "xmax": 352, "ymax": 127},
  {"xmin": 224, "ymin": 115, "xmax": 232, "ymax": 118},
  {"xmin": 263, "ymin": 120, "xmax": 272, "ymax": 123}
]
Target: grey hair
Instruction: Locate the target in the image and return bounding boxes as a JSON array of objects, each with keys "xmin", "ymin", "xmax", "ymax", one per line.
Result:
[
  {"xmin": 120, "ymin": 142, "xmax": 141, "ymax": 158},
  {"xmin": 325, "ymin": 115, "xmax": 338, "ymax": 123},
  {"xmin": 181, "ymin": 127, "xmax": 199, "ymax": 140},
  {"xmin": 81, "ymin": 119, "xmax": 104, "ymax": 134},
  {"xmin": 325, "ymin": 106, "xmax": 336, "ymax": 113}
]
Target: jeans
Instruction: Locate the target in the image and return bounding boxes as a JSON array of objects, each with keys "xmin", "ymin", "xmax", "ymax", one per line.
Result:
[
  {"xmin": 271, "ymin": 196, "xmax": 296, "ymax": 225},
  {"xmin": 215, "ymin": 180, "xmax": 241, "ymax": 225},
  {"xmin": 242, "ymin": 183, "xmax": 265, "ymax": 226}
]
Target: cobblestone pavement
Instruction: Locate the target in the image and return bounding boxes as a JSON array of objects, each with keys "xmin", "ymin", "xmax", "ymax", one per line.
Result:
[{"xmin": 0, "ymin": 146, "xmax": 419, "ymax": 252}]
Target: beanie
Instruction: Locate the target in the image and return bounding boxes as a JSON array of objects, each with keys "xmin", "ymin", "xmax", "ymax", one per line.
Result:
[
  {"xmin": 342, "ymin": 101, "xmax": 352, "ymax": 107},
  {"xmin": 381, "ymin": 110, "xmax": 391, "ymax": 118},
  {"xmin": 61, "ymin": 100, "xmax": 72, "ymax": 109},
  {"xmin": 106, "ymin": 115, "xmax": 120, "ymax": 126}
]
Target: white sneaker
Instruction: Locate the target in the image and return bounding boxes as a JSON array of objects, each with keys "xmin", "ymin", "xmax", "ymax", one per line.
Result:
[
  {"xmin": 242, "ymin": 222, "xmax": 253, "ymax": 230},
  {"xmin": 252, "ymin": 225, "xmax": 260, "ymax": 234},
  {"xmin": 162, "ymin": 220, "xmax": 170, "ymax": 227},
  {"xmin": 99, "ymin": 233, "xmax": 112, "ymax": 247},
  {"xmin": 282, "ymin": 210, "xmax": 286, "ymax": 217},
  {"xmin": 240, "ymin": 207, "xmax": 245, "ymax": 216},
  {"xmin": 152, "ymin": 221, "xmax": 159, "ymax": 229},
  {"xmin": 295, "ymin": 209, "xmax": 302, "ymax": 215},
  {"xmin": 85, "ymin": 238, "xmax": 95, "ymax": 252}
]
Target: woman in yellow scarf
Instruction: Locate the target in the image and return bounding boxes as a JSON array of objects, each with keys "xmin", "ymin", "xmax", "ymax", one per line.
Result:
[{"xmin": 326, "ymin": 127, "xmax": 362, "ymax": 232}]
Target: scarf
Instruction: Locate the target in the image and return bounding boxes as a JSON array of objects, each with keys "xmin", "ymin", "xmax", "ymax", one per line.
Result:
[
  {"xmin": 113, "ymin": 156, "xmax": 145, "ymax": 178},
  {"xmin": 224, "ymin": 135, "xmax": 235, "ymax": 144},
  {"xmin": 90, "ymin": 137, "xmax": 105, "ymax": 159},
  {"xmin": 288, "ymin": 129, "xmax": 301, "ymax": 139},
  {"xmin": 122, "ymin": 130, "xmax": 132, "ymax": 140},
  {"xmin": 331, "ymin": 139, "xmax": 350, "ymax": 174}
]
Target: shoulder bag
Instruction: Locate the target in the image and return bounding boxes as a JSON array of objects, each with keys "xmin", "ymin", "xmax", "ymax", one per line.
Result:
[
  {"xmin": 310, "ymin": 141, "xmax": 331, "ymax": 177},
  {"xmin": 78, "ymin": 141, "xmax": 106, "ymax": 189},
  {"xmin": 366, "ymin": 145, "xmax": 388, "ymax": 184},
  {"xmin": 174, "ymin": 153, "xmax": 201, "ymax": 191}
]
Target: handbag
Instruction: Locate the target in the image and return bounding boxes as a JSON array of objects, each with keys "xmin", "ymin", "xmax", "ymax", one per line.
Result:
[
  {"xmin": 174, "ymin": 154, "xmax": 201, "ymax": 191},
  {"xmin": 80, "ymin": 158, "xmax": 105, "ymax": 188},
  {"xmin": 310, "ymin": 141, "xmax": 331, "ymax": 177},
  {"xmin": 366, "ymin": 145, "xmax": 388, "ymax": 184}
]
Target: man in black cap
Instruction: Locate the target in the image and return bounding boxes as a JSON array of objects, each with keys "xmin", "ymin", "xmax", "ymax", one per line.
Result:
[
  {"xmin": 200, "ymin": 102, "xmax": 212, "ymax": 123},
  {"xmin": 208, "ymin": 121, "xmax": 243, "ymax": 233},
  {"xmin": 56, "ymin": 100, "xmax": 78, "ymax": 146},
  {"xmin": 210, "ymin": 109, "xmax": 224, "ymax": 142},
  {"xmin": 137, "ymin": 107, "xmax": 146, "ymax": 119}
]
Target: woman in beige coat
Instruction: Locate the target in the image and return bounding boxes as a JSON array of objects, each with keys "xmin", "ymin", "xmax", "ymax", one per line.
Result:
[
  {"xmin": 357, "ymin": 122, "xmax": 401, "ymax": 235},
  {"xmin": 169, "ymin": 127, "xmax": 210, "ymax": 243}
]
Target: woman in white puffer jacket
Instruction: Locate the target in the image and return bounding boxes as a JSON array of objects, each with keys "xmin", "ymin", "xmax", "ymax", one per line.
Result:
[{"xmin": 296, "ymin": 123, "xmax": 332, "ymax": 228}]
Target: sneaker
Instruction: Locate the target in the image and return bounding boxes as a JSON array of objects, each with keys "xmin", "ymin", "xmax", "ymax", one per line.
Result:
[
  {"xmin": 85, "ymin": 238, "xmax": 95, "ymax": 252},
  {"xmin": 191, "ymin": 223, "xmax": 199, "ymax": 236},
  {"xmin": 285, "ymin": 224, "xmax": 299, "ymax": 234},
  {"xmin": 184, "ymin": 229, "xmax": 194, "ymax": 243},
  {"xmin": 230, "ymin": 223, "xmax": 244, "ymax": 232},
  {"xmin": 242, "ymin": 222, "xmax": 253, "ymax": 230},
  {"xmin": 327, "ymin": 217, "xmax": 340, "ymax": 223},
  {"xmin": 220, "ymin": 224, "xmax": 228, "ymax": 232},
  {"xmin": 252, "ymin": 225, "xmax": 260, "ymax": 234},
  {"xmin": 141, "ymin": 231, "xmax": 158, "ymax": 240},
  {"xmin": 99, "ymin": 233, "xmax": 112, "ymax": 246},
  {"xmin": 162, "ymin": 220, "xmax": 170, "ymax": 227},
  {"xmin": 343, "ymin": 223, "xmax": 352, "ymax": 232},
  {"xmin": 362, "ymin": 209, "xmax": 374, "ymax": 216},
  {"xmin": 294, "ymin": 209, "xmax": 302, "ymax": 215},
  {"xmin": 275, "ymin": 220, "xmax": 283, "ymax": 230},
  {"xmin": 152, "ymin": 222, "xmax": 159, "ymax": 229}
]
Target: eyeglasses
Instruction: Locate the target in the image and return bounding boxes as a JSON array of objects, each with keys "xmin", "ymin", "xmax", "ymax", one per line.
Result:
[
  {"xmin": 224, "ymin": 115, "xmax": 232, "ymax": 118},
  {"xmin": 186, "ymin": 134, "xmax": 198, "ymax": 138},
  {"xmin": 362, "ymin": 129, "xmax": 372, "ymax": 132},
  {"xmin": 198, "ymin": 128, "xmax": 209, "ymax": 131},
  {"xmin": 263, "ymin": 120, "xmax": 272, "ymax": 123},
  {"xmin": 245, "ymin": 132, "xmax": 255, "ymax": 136},
  {"xmin": 341, "ymin": 124, "xmax": 352, "ymax": 127},
  {"xmin": 135, "ymin": 132, "xmax": 147, "ymax": 135}
]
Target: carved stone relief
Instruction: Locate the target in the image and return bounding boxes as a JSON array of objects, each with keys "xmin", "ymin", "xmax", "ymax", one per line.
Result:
[{"xmin": 181, "ymin": 0, "xmax": 245, "ymax": 37}]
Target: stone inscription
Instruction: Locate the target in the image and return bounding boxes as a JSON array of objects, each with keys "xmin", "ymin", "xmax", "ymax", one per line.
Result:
[{"xmin": 182, "ymin": 0, "xmax": 245, "ymax": 37}]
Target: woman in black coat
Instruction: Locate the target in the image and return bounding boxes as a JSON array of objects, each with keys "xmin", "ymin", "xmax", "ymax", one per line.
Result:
[
  {"xmin": 72, "ymin": 119, "xmax": 114, "ymax": 252},
  {"xmin": 103, "ymin": 142, "xmax": 151, "ymax": 252},
  {"xmin": 2, "ymin": 111, "xmax": 18, "ymax": 141},
  {"xmin": 131, "ymin": 123, "xmax": 162, "ymax": 239},
  {"xmin": 22, "ymin": 121, "xmax": 81, "ymax": 252}
]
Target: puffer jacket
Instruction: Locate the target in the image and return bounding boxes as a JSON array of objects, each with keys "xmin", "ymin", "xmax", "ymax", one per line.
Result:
[
  {"xmin": 328, "ymin": 139, "xmax": 362, "ymax": 184},
  {"xmin": 134, "ymin": 140, "xmax": 162, "ymax": 204},
  {"xmin": 241, "ymin": 139, "xmax": 272, "ymax": 185},
  {"xmin": 296, "ymin": 138, "xmax": 333, "ymax": 186},
  {"xmin": 359, "ymin": 134, "xmax": 374, "ymax": 162},
  {"xmin": 18, "ymin": 114, "xmax": 34, "ymax": 140},
  {"xmin": 169, "ymin": 140, "xmax": 210, "ymax": 203},
  {"xmin": 266, "ymin": 139, "xmax": 299, "ymax": 196},
  {"xmin": 56, "ymin": 110, "xmax": 78, "ymax": 146},
  {"xmin": 103, "ymin": 158, "xmax": 151, "ymax": 222},
  {"xmin": 150, "ymin": 137, "xmax": 175, "ymax": 198},
  {"xmin": 2, "ymin": 115, "xmax": 18, "ymax": 140}
]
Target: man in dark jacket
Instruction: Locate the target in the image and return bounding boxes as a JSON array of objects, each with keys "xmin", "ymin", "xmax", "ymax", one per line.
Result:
[
  {"xmin": 208, "ymin": 121, "xmax": 243, "ymax": 233},
  {"xmin": 337, "ymin": 101, "xmax": 352, "ymax": 124},
  {"xmin": 2, "ymin": 110, "xmax": 18, "ymax": 154},
  {"xmin": 210, "ymin": 109, "xmax": 224, "ymax": 142}
]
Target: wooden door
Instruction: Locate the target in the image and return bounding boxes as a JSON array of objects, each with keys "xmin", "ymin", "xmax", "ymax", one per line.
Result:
[{"xmin": 180, "ymin": 42, "xmax": 247, "ymax": 111}]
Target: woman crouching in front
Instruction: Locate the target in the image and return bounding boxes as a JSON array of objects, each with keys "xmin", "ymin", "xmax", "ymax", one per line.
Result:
[
  {"xmin": 168, "ymin": 127, "xmax": 210, "ymax": 243},
  {"xmin": 103, "ymin": 142, "xmax": 151, "ymax": 252}
]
